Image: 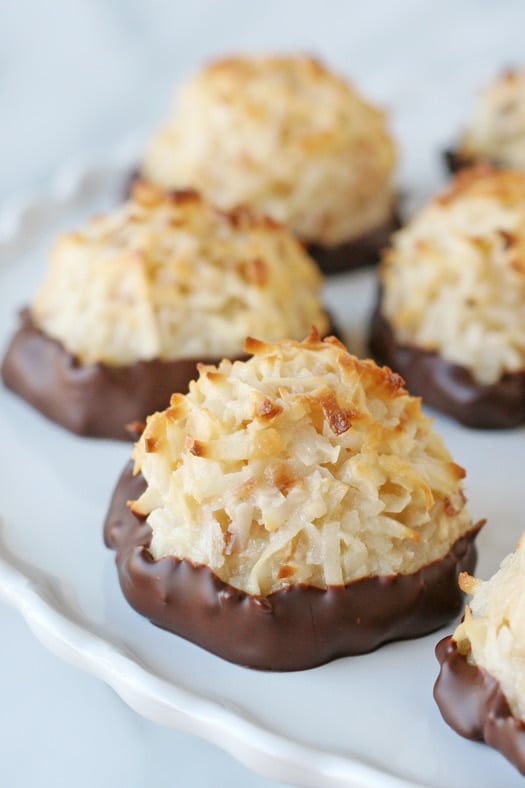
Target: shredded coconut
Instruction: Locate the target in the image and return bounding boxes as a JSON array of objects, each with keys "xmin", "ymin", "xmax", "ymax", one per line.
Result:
[
  {"xmin": 131, "ymin": 331, "xmax": 473, "ymax": 596},
  {"xmin": 459, "ymin": 69, "xmax": 525, "ymax": 168},
  {"xmin": 454, "ymin": 532, "xmax": 525, "ymax": 723},
  {"xmin": 381, "ymin": 167, "xmax": 525, "ymax": 384},
  {"xmin": 140, "ymin": 54, "xmax": 396, "ymax": 246},
  {"xmin": 31, "ymin": 183, "xmax": 328, "ymax": 366}
]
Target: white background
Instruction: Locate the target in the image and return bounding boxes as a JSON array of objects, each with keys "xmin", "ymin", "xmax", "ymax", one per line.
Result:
[{"xmin": 2, "ymin": 2, "xmax": 525, "ymax": 786}]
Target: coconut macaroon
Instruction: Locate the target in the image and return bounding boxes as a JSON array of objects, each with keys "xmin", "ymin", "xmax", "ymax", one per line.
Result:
[
  {"xmin": 138, "ymin": 54, "xmax": 398, "ymax": 273},
  {"xmin": 446, "ymin": 69, "xmax": 525, "ymax": 172},
  {"xmin": 104, "ymin": 331, "xmax": 481, "ymax": 670},
  {"xmin": 1, "ymin": 183, "xmax": 329, "ymax": 440},
  {"xmin": 369, "ymin": 167, "xmax": 525, "ymax": 428},
  {"xmin": 434, "ymin": 535, "xmax": 525, "ymax": 776}
]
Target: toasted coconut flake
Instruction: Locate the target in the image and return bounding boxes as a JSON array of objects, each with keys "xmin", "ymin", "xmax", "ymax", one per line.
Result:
[
  {"xmin": 185, "ymin": 436, "xmax": 206, "ymax": 457},
  {"xmin": 130, "ymin": 335, "xmax": 473, "ymax": 596},
  {"xmin": 458, "ymin": 571, "xmax": 479, "ymax": 595},
  {"xmin": 145, "ymin": 436, "xmax": 159, "ymax": 453},
  {"xmin": 255, "ymin": 398, "xmax": 283, "ymax": 421},
  {"xmin": 244, "ymin": 337, "xmax": 271, "ymax": 355},
  {"xmin": 305, "ymin": 325, "xmax": 322, "ymax": 345},
  {"xmin": 319, "ymin": 390, "xmax": 351, "ymax": 435}
]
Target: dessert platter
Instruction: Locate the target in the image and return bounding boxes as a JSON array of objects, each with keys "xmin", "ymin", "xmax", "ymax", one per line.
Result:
[{"xmin": 1, "ymin": 57, "xmax": 525, "ymax": 787}]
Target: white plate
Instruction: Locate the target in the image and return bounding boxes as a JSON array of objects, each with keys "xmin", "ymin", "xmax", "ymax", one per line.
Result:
[{"xmin": 0, "ymin": 156, "xmax": 523, "ymax": 788}]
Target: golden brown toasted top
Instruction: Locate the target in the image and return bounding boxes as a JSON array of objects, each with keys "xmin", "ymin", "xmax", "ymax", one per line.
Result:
[
  {"xmin": 31, "ymin": 183, "xmax": 329, "ymax": 365},
  {"xmin": 140, "ymin": 54, "xmax": 396, "ymax": 245},
  {"xmin": 130, "ymin": 332, "xmax": 472, "ymax": 595}
]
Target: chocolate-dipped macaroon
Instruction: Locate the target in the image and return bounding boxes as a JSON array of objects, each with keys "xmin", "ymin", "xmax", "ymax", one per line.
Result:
[
  {"xmin": 370, "ymin": 167, "xmax": 525, "ymax": 428},
  {"xmin": 1, "ymin": 183, "xmax": 330, "ymax": 440},
  {"xmin": 104, "ymin": 331, "xmax": 481, "ymax": 670},
  {"xmin": 445, "ymin": 69, "xmax": 525, "ymax": 173},
  {"xmin": 435, "ymin": 534, "xmax": 525, "ymax": 776},
  {"xmin": 136, "ymin": 55, "xmax": 398, "ymax": 274}
]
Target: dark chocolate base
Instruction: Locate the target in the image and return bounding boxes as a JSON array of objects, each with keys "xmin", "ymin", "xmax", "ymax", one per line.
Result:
[
  {"xmin": 104, "ymin": 461, "xmax": 481, "ymax": 671},
  {"xmin": 125, "ymin": 168, "xmax": 143, "ymax": 198},
  {"xmin": 1, "ymin": 311, "xmax": 341, "ymax": 441},
  {"xmin": 369, "ymin": 308, "xmax": 525, "ymax": 429},
  {"xmin": 443, "ymin": 148, "xmax": 505, "ymax": 175},
  {"xmin": 434, "ymin": 636, "xmax": 525, "ymax": 776},
  {"xmin": 306, "ymin": 211, "xmax": 400, "ymax": 275},
  {"xmin": 0, "ymin": 311, "xmax": 246, "ymax": 441},
  {"xmin": 443, "ymin": 148, "xmax": 477, "ymax": 174}
]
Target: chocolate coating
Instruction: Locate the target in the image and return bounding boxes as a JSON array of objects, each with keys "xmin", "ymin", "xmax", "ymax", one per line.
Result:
[
  {"xmin": 1, "ymin": 310, "xmax": 246, "ymax": 440},
  {"xmin": 306, "ymin": 210, "xmax": 400, "ymax": 274},
  {"xmin": 1, "ymin": 311, "xmax": 340, "ymax": 441},
  {"xmin": 443, "ymin": 148, "xmax": 505, "ymax": 175},
  {"xmin": 443, "ymin": 148, "xmax": 477, "ymax": 174},
  {"xmin": 104, "ymin": 461, "xmax": 481, "ymax": 671},
  {"xmin": 369, "ymin": 308, "xmax": 525, "ymax": 429},
  {"xmin": 434, "ymin": 636, "xmax": 525, "ymax": 775}
]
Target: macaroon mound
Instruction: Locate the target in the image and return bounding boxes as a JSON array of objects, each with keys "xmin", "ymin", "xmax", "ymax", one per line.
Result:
[
  {"xmin": 435, "ymin": 534, "xmax": 525, "ymax": 776},
  {"xmin": 31, "ymin": 182, "xmax": 328, "ymax": 365},
  {"xmin": 446, "ymin": 69, "xmax": 525, "ymax": 172},
  {"xmin": 138, "ymin": 54, "xmax": 397, "ymax": 272},
  {"xmin": 1, "ymin": 183, "xmax": 329, "ymax": 439},
  {"xmin": 104, "ymin": 331, "xmax": 481, "ymax": 670},
  {"xmin": 370, "ymin": 167, "xmax": 525, "ymax": 428}
]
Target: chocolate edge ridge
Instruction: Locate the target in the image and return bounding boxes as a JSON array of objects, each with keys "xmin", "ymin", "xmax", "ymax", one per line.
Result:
[
  {"xmin": 434, "ymin": 636, "xmax": 525, "ymax": 775},
  {"xmin": 104, "ymin": 461, "xmax": 481, "ymax": 671},
  {"xmin": 305, "ymin": 208, "xmax": 401, "ymax": 274},
  {"xmin": 443, "ymin": 148, "xmax": 506, "ymax": 175},
  {"xmin": 369, "ymin": 307, "xmax": 525, "ymax": 429},
  {"xmin": 443, "ymin": 148, "xmax": 475, "ymax": 174}
]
